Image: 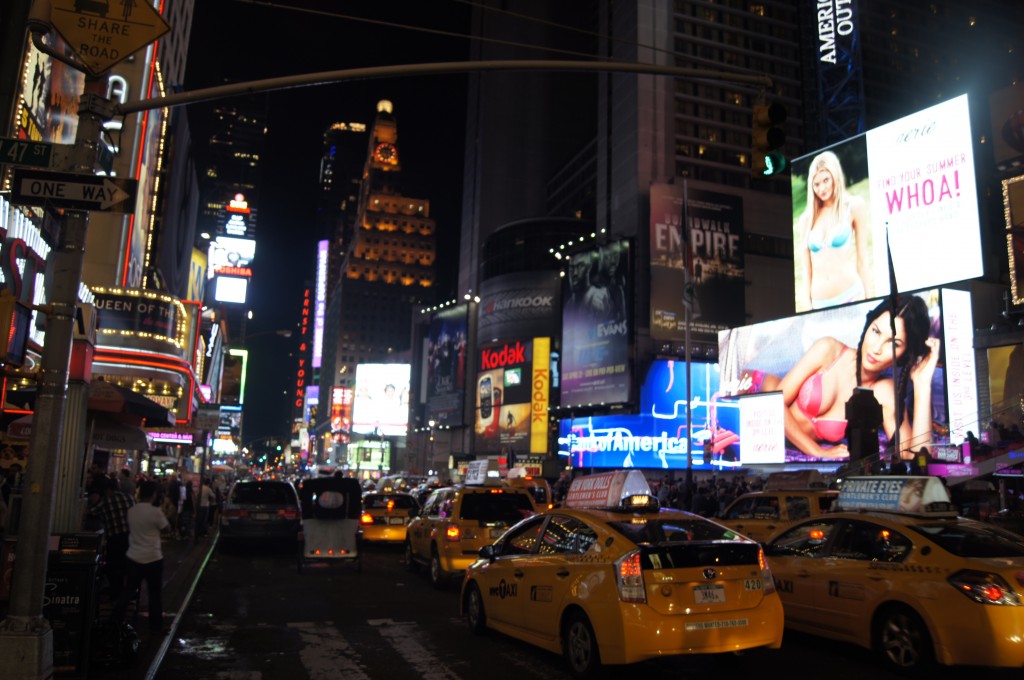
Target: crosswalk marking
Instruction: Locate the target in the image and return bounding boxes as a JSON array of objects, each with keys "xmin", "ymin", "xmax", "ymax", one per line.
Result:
[
  {"xmin": 368, "ymin": 618, "xmax": 463, "ymax": 680},
  {"xmin": 288, "ymin": 621, "xmax": 372, "ymax": 680}
]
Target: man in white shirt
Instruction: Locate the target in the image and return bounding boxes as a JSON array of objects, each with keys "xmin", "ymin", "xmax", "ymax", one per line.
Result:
[{"xmin": 114, "ymin": 480, "xmax": 170, "ymax": 634}]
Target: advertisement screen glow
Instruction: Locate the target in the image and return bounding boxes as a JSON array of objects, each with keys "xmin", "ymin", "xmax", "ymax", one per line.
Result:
[{"xmin": 351, "ymin": 364, "xmax": 410, "ymax": 437}]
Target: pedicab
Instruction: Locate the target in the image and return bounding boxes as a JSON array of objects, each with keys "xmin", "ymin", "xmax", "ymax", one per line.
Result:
[{"xmin": 297, "ymin": 475, "xmax": 362, "ymax": 573}]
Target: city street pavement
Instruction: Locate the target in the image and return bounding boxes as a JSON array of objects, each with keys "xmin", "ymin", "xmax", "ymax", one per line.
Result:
[{"xmin": 89, "ymin": 530, "xmax": 218, "ymax": 680}]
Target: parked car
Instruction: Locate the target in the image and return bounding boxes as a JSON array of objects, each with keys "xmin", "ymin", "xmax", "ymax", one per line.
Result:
[
  {"xmin": 220, "ymin": 479, "xmax": 302, "ymax": 547},
  {"xmin": 460, "ymin": 470, "xmax": 783, "ymax": 678}
]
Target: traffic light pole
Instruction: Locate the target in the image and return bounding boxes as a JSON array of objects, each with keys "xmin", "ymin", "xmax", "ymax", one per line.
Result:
[{"xmin": 0, "ymin": 74, "xmax": 110, "ymax": 680}]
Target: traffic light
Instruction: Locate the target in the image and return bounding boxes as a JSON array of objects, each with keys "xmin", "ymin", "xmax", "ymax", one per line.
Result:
[
  {"xmin": 751, "ymin": 103, "xmax": 787, "ymax": 176},
  {"xmin": 0, "ymin": 292, "xmax": 31, "ymax": 367}
]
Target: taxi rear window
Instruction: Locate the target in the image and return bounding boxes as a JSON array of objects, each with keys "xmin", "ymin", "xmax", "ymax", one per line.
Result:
[
  {"xmin": 459, "ymin": 492, "xmax": 535, "ymax": 523},
  {"xmin": 607, "ymin": 518, "xmax": 742, "ymax": 545},
  {"xmin": 909, "ymin": 522, "xmax": 1024, "ymax": 557},
  {"xmin": 364, "ymin": 494, "xmax": 417, "ymax": 509}
]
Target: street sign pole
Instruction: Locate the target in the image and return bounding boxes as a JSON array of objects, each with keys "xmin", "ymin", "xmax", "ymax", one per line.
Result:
[{"xmin": 0, "ymin": 74, "xmax": 111, "ymax": 680}]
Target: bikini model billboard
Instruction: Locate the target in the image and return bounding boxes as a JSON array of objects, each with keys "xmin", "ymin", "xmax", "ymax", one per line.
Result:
[{"xmin": 718, "ymin": 290, "xmax": 958, "ymax": 463}]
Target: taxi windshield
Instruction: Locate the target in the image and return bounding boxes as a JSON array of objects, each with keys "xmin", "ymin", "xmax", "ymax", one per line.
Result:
[
  {"xmin": 909, "ymin": 522, "xmax": 1024, "ymax": 558},
  {"xmin": 607, "ymin": 517, "xmax": 742, "ymax": 544},
  {"xmin": 364, "ymin": 494, "xmax": 417, "ymax": 509}
]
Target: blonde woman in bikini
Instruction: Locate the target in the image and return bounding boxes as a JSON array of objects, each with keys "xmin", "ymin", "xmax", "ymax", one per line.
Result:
[
  {"xmin": 761, "ymin": 296, "xmax": 940, "ymax": 459},
  {"xmin": 798, "ymin": 150, "xmax": 872, "ymax": 311}
]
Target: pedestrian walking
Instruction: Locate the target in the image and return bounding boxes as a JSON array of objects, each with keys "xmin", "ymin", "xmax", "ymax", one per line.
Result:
[
  {"xmin": 90, "ymin": 477, "xmax": 135, "ymax": 599},
  {"xmin": 114, "ymin": 481, "xmax": 170, "ymax": 635}
]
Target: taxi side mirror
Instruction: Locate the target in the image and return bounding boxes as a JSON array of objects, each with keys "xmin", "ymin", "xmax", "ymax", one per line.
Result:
[{"xmin": 478, "ymin": 544, "xmax": 496, "ymax": 562}]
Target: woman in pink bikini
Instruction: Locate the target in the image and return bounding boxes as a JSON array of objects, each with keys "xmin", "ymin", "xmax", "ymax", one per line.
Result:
[
  {"xmin": 761, "ymin": 295, "xmax": 940, "ymax": 459},
  {"xmin": 797, "ymin": 150, "xmax": 873, "ymax": 312}
]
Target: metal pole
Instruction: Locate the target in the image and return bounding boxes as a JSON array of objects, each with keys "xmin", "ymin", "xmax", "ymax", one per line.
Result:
[
  {"xmin": 682, "ymin": 177, "xmax": 694, "ymax": 491},
  {"xmin": 0, "ymin": 73, "xmax": 109, "ymax": 679}
]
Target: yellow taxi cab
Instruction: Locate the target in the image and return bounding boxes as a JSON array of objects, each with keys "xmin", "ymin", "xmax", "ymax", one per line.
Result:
[
  {"xmin": 718, "ymin": 470, "xmax": 839, "ymax": 543},
  {"xmin": 359, "ymin": 492, "xmax": 420, "ymax": 543},
  {"xmin": 460, "ymin": 470, "xmax": 784, "ymax": 678},
  {"xmin": 405, "ymin": 482, "xmax": 536, "ymax": 588},
  {"xmin": 763, "ymin": 475, "xmax": 1024, "ymax": 673},
  {"xmin": 505, "ymin": 472, "xmax": 554, "ymax": 512}
]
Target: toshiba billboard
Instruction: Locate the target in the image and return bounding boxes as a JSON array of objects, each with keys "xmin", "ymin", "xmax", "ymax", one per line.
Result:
[{"xmin": 474, "ymin": 338, "xmax": 551, "ymax": 455}]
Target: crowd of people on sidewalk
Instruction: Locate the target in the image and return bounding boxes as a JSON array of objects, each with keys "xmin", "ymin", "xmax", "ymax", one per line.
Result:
[{"xmin": 83, "ymin": 466, "xmax": 228, "ymax": 637}]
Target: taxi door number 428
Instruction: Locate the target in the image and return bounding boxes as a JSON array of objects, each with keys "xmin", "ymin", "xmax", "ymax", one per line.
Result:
[{"xmin": 693, "ymin": 584, "xmax": 726, "ymax": 604}]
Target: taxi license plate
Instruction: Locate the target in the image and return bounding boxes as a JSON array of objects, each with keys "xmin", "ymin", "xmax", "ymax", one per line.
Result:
[
  {"xmin": 693, "ymin": 584, "xmax": 725, "ymax": 604},
  {"xmin": 253, "ymin": 513, "xmax": 272, "ymax": 520},
  {"xmin": 388, "ymin": 517, "xmax": 405, "ymax": 525}
]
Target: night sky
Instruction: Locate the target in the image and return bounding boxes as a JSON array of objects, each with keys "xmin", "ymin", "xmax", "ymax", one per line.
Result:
[{"xmin": 183, "ymin": 1, "xmax": 473, "ymax": 444}]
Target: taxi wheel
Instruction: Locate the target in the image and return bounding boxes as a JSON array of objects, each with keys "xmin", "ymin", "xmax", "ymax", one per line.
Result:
[
  {"xmin": 429, "ymin": 550, "xmax": 447, "ymax": 589},
  {"xmin": 404, "ymin": 540, "xmax": 419, "ymax": 573},
  {"xmin": 464, "ymin": 583, "xmax": 487, "ymax": 635},
  {"xmin": 563, "ymin": 612, "xmax": 604, "ymax": 679},
  {"xmin": 874, "ymin": 605, "xmax": 934, "ymax": 673}
]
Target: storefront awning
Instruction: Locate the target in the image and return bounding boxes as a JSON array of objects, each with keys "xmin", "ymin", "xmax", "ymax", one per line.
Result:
[
  {"xmin": 5, "ymin": 381, "xmax": 175, "ymax": 427},
  {"xmin": 6, "ymin": 413, "xmax": 151, "ymax": 450}
]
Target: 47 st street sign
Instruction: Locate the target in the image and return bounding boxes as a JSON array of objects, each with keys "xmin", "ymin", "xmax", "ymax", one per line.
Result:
[{"xmin": 11, "ymin": 169, "xmax": 137, "ymax": 212}]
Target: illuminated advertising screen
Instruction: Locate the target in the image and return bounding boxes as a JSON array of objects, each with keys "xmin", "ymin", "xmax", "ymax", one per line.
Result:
[
  {"xmin": 351, "ymin": 364, "xmax": 410, "ymax": 437},
  {"xmin": 1005, "ymin": 175, "xmax": 1024, "ymax": 305},
  {"xmin": 556, "ymin": 361, "xmax": 781, "ymax": 470},
  {"xmin": 475, "ymin": 339, "xmax": 551, "ymax": 455},
  {"xmin": 561, "ymin": 240, "xmax": 631, "ymax": 407},
  {"xmin": 425, "ymin": 304, "xmax": 468, "ymax": 426},
  {"xmin": 940, "ymin": 289, "xmax": 978, "ymax": 444},
  {"xmin": 213, "ymin": 276, "xmax": 248, "ymax": 304},
  {"xmin": 221, "ymin": 349, "xmax": 248, "ymax": 406},
  {"xmin": 718, "ymin": 289, "xmax": 972, "ymax": 463},
  {"xmin": 207, "ymin": 237, "xmax": 256, "ymax": 278},
  {"xmin": 312, "ymin": 240, "xmax": 328, "ymax": 369},
  {"xmin": 331, "ymin": 386, "xmax": 353, "ymax": 444},
  {"xmin": 649, "ymin": 185, "xmax": 745, "ymax": 337},
  {"xmin": 792, "ymin": 95, "xmax": 982, "ymax": 312}
]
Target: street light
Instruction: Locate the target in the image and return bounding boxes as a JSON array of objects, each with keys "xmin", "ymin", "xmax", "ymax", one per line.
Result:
[{"xmin": 427, "ymin": 419, "xmax": 436, "ymax": 475}]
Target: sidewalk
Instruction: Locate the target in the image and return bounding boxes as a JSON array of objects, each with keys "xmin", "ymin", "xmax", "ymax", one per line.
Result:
[{"xmin": 89, "ymin": 530, "xmax": 217, "ymax": 679}]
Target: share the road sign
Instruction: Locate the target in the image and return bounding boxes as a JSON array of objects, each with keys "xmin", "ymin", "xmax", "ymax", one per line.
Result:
[
  {"xmin": 50, "ymin": 0, "xmax": 171, "ymax": 76},
  {"xmin": 11, "ymin": 169, "xmax": 137, "ymax": 212}
]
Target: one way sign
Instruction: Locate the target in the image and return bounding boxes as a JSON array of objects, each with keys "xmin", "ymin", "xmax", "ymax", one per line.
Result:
[{"xmin": 11, "ymin": 169, "xmax": 137, "ymax": 212}]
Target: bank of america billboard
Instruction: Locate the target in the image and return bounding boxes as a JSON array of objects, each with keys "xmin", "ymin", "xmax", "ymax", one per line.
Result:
[
  {"xmin": 649, "ymin": 185, "xmax": 745, "ymax": 338},
  {"xmin": 557, "ymin": 364, "xmax": 741, "ymax": 471},
  {"xmin": 561, "ymin": 240, "xmax": 632, "ymax": 407},
  {"xmin": 425, "ymin": 304, "xmax": 468, "ymax": 426},
  {"xmin": 792, "ymin": 94, "xmax": 982, "ymax": 313}
]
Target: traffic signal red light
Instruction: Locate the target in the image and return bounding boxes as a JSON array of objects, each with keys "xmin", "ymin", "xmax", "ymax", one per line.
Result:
[
  {"xmin": 0, "ymin": 293, "xmax": 32, "ymax": 367},
  {"xmin": 751, "ymin": 103, "xmax": 787, "ymax": 176}
]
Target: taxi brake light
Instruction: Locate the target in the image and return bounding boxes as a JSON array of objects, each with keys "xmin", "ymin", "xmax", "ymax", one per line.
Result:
[
  {"xmin": 387, "ymin": 499, "xmax": 395, "ymax": 512},
  {"xmin": 949, "ymin": 570, "xmax": 1022, "ymax": 606},
  {"xmin": 360, "ymin": 513, "xmax": 374, "ymax": 525},
  {"xmin": 615, "ymin": 550, "xmax": 646, "ymax": 603},
  {"xmin": 445, "ymin": 523, "xmax": 461, "ymax": 541},
  {"xmin": 759, "ymin": 548, "xmax": 777, "ymax": 595}
]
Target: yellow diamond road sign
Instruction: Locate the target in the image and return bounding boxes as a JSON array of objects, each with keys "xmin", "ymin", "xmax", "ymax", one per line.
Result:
[{"xmin": 50, "ymin": 0, "xmax": 171, "ymax": 76}]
